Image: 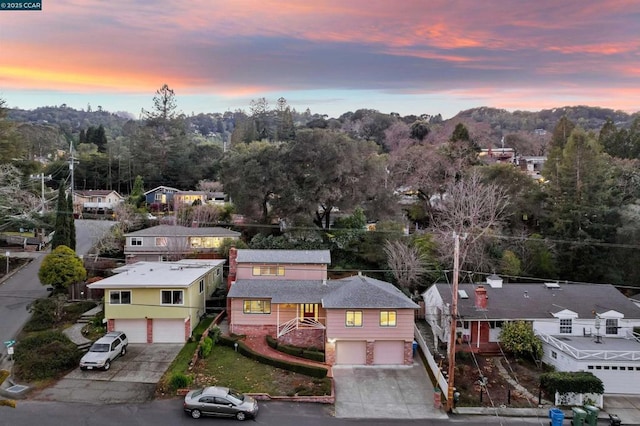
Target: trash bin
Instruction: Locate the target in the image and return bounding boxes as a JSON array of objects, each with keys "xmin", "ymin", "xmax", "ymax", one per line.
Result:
[
  {"xmin": 549, "ymin": 407, "xmax": 565, "ymax": 426},
  {"xmin": 412, "ymin": 340, "xmax": 418, "ymax": 356},
  {"xmin": 583, "ymin": 405, "xmax": 599, "ymax": 426},
  {"xmin": 572, "ymin": 407, "xmax": 587, "ymax": 426}
]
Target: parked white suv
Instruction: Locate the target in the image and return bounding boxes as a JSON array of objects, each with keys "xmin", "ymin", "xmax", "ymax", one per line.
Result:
[{"xmin": 79, "ymin": 331, "xmax": 128, "ymax": 371}]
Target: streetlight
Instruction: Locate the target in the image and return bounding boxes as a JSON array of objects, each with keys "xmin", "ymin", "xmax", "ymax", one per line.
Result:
[{"xmin": 5, "ymin": 251, "xmax": 9, "ymax": 276}]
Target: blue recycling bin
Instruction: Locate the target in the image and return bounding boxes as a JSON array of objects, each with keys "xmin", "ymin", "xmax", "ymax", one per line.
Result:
[
  {"xmin": 549, "ymin": 407, "xmax": 565, "ymax": 426},
  {"xmin": 412, "ymin": 340, "xmax": 418, "ymax": 356}
]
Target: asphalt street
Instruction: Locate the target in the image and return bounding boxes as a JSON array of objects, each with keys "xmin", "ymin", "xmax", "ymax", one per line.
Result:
[{"xmin": 0, "ymin": 220, "xmax": 114, "ymax": 361}]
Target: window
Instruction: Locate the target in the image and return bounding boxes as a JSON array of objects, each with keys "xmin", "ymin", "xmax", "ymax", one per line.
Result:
[
  {"xmin": 130, "ymin": 237, "xmax": 142, "ymax": 246},
  {"xmin": 380, "ymin": 311, "xmax": 397, "ymax": 327},
  {"xmin": 243, "ymin": 300, "xmax": 271, "ymax": 314},
  {"xmin": 109, "ymin": 290, "xmax": 131, "ymax": 305},
  {"xmin": 606, "ymin": 319, "xmax": 618, "ymax": 335},
  {"xmin": 215, "ymin": 268, "xmax": 221, "ymax": 277},
  {"xmin": 199, "ymin": 279, "xmax": 204, "ymax": 294},
  {"xmin": 559, "ymin": 318, "xmax": 572, "ymax": 334},
  {"xmin": 155, "ymin": 237, "xmax": 167, "ymax": 247},
  {"xmin": 161, "ymin": 290, "xmax": 183, "ymax": 305},
  {"xmin": 346, "ymin": 311, "xmax": 363, "ymax": 327},
  {"xmin": 252, "ymin": 265, "xmax": 285, "ymax": 276}
]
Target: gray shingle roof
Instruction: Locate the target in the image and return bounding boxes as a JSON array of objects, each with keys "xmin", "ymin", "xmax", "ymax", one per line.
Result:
[
  {"xmin": 236, "ymin": 249, "xmax": 331, "ymax": 264},
  {"xmin": 228, "ymin": 274, "xmax": 418, "ymax": 309},
  {"xmin": 125, "ymin": 225, "xmax": 240, "ymax": 238},
  {"xmin": 431, "ymin": 282, "xmax": 640, "ymax": 320},
  {"xmin": 322, "ymin": 275, "xmax": 419, "ymax": 309}
]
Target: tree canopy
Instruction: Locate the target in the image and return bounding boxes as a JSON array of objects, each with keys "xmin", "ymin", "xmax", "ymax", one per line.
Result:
[{"xmin": 38, "ymin": 245, "xmax": 86, "ymax": 292}]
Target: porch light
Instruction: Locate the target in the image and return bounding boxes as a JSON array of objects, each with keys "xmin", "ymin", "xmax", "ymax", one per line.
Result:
[{"xmin": 328, "ymin": 338, "xmax": 336, "ymax": 344}]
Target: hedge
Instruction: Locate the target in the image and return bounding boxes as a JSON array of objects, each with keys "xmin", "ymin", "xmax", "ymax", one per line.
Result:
[
  {"xmin": 540, "ymin": 371, "xmax": 604, "ymax": 395},
  {"xmin": 219, "ymin": 336, "xmax": 327, "ymax": 379},
  {"xmin": 13, "ymin": 331, "xmax": 81, "ymax": 381},
  {"xmin": 263, "ymin": 336, "xmax": 325, "ymax": 362}
]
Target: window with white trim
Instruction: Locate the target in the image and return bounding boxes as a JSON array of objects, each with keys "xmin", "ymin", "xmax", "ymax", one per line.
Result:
[
  {"xmin": 155, "ymin": 237, "xmax": 167, "ymax": 247},
  {"xmin": 252, "ymin": 265, "xmax": 285, "ymax": 276},
  {"xmin": 346, "ymin": 310, "xmax": 363, "ymax": 327},
  {"xmin": 559, "ymin": 318, "xmax": 572, "ymax": 334},
  {"xmin": 199, "ymin": 279, "xmax": 204, "ymax": 294},
  {"xmin": 130, "ymin": 237, "xmax": 143, "ymax": 246},
  {"xmin": 606, "ymin": 318, "xmax": 618, "ymax": 334},
  {"xmin": 161, "ymin": 290, "xmax": 183, "ymax": 305},
  {"xmin": 243, "ymin": 300, "xmax": 271, "ymax": 314},
  {"xmin": 379, "ymin": 311, "xmax": 397, "ymax": 327},
  {"xmin": 109, "ymin": 290, "xmax": 131, "ymax": 305}
]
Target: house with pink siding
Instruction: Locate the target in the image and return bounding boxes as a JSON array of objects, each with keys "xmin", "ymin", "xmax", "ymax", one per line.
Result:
[{"xmin": 226, "ymin": 248, "xmax": 419, "ymax": 365}]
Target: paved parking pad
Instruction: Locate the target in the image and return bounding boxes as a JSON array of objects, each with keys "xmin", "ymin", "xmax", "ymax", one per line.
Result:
[
  {"xmin": 333, "ymin": 357, "xmax": 449, "ymax": 420},
  {"xmin": 33, "ymin": 344, "xmax": 183, "ymax": 404}
]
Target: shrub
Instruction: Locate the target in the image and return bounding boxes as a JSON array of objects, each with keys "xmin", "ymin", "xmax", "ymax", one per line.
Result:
[
  {"xmin": 278, "ymin": 344, "xmax": 303, "ymax": 357},
  {"xmin": 499, "ymin": 321, "xmax": 543, "ymax": 360},
  {"xmin": 540, "ymin": 371, "xmax": 604, "ymax": 395},
  {"xmin": 266, "ymin": 335, "xmax": 278, "ymax": 349},
  {"xmin": 199, "ymin": 337, "xmax": 213, "ymax": 359},
  {"xmin": 0, "ymin": 399, "xmax": 16, "ymax": 408},
  {"xmin": 208, "ymin": 326, "xmax": 221, "ymax": 345},
  {"xmin": 169, "ymin": 373, "xmax": 192, "ymax": 390},
  {"xmin": 0, "ymin": 369, "xmax": 9, "ymax": 385},
  {"xmin": 24, "ymin": 298, "xmax": 56, "ymax": 331},
  {"xmin": 13, "ymin": 331, "xmax": 81, "ymax": 381},
  {"xmin": 302, "ymin": 350, "xmax": 325, "ymax": 362}
]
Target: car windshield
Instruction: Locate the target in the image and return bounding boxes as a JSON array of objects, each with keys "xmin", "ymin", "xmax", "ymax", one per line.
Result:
[
  {"xmin": 227, "ymin": 389, "xmax": 245, "ymax": 402},
  {"xmin": 90, "ymin": 343, "xmax": 110, "ymax": 352},
  {"xmin": 191, "ymin": 389, "xmax": 203, "ymax": 398}
]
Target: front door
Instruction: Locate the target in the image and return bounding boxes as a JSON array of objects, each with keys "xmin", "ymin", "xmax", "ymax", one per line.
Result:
[{"xmin": 300, "ymin": 304, "xmax": 317, "ymax": 321}]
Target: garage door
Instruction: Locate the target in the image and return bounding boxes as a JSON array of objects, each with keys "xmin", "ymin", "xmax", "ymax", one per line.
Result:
[
  {"xmin": 373, "ymin": 340, "xmax": 405, "ymax": 365},
  {"xmin": 114, "ymin": 319, "xmax": 147, "ymax": 343},
  {"xmin": 152, "ymin": 319, "xmax": 186, "ymax": 343},
  {"xmin": 336, "ymin": 341, "xmax": 366, "ymax": 365},
  {"xmin": 592, "ymin": 367, "xmax": 640, "ymax": 394}
]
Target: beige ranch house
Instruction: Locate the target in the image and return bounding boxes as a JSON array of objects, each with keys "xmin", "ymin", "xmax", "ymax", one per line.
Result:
[
  {"xmin": 88, "ymin": 259, "xmax": 225, "ymax": 343},
  {"xmin": 226, "ymin": 248, "xmax": 419, "ymax": 366}
]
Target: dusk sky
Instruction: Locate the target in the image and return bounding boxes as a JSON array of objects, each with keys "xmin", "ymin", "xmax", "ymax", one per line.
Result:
[{"xmin": 1, "ymin": 0, "xmax": 639, "ymax": 119}]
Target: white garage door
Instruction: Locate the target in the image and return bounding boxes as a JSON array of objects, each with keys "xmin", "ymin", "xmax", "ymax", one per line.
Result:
[
  {"xmin": 114, "ymin": 319, "xmax": 147, "ymax": 343},
  {"xmin": 152, "ymin": 319, "xmax": 186, "ymax": 343},
  {"xmin": 592, "ymin": 367, "xmax": 640, "ymax": 394},
  {"xmin": 373, "ymin": 340, "xmax": 405, "ymax": 365},
  {"xmin": 336, "ymin": 341, "xmax": 366, "ymax": 365}
]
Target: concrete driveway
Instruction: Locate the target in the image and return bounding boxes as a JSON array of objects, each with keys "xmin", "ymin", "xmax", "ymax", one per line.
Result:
[
  {"xmin": 33, "ymin": 344, "xmax": 183, "ymax": 404},
  {"xmin": 332, "ymin": 356, "xmax": 449, "ymax": 420}
]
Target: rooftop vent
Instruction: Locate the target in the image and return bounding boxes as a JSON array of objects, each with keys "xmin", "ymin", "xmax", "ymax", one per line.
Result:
[
  {"xmin": 544, "ymin": 282, "xmax": 560, "ymax": 289},
  {"xmin": 458, "ymin": 290, "xmax": 469, "ymax": 299}
]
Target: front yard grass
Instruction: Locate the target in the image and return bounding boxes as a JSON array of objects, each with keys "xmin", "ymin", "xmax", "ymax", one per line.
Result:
[{"xmin": 158, "ymin": 338, "xmax": 331, "ymax": 397}]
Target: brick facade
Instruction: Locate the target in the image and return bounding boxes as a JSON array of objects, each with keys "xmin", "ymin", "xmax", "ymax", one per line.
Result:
[
  {"xmin": 365, "ymin": 341, "xmax": 374, "ymax": 364},
  {"xmin": 325, "ymin": 341, "xmax": 336, "ymax": 365},
  {"xmin": 231, "ymin": 324, "xmax": 277, "ymax": 337},
  {"xmin": 277, "ymin": 329, "xmax": 324, "ymax": 349},
  {"xmin": 107, "ymin": 318, "xmax": 115, "ymax": 332},
  {"xmin": 404, "ymin": 341, "xmax": 414, "ymax": 365},
  {"xmin": 184, "ymin": 317, "xmax": 191, "ymax": 342},
  {"xmin": 146, "ymin": 318, "xmax": 153, "ymax": 343}
]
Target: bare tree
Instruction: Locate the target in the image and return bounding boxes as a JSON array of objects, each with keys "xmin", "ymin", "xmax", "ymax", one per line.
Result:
[
  {"xmin": 429, "ymin": 169, "xmax": 510, "ymax": 272},
  {"xmin": 384, "ymin": 239, "xmax": 427, "ymax": 293}
]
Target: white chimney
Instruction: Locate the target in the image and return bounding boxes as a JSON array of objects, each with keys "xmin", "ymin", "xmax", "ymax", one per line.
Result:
[{"xmin": 486, "ymin": 274, "xmax": 503, "ymax": 288}]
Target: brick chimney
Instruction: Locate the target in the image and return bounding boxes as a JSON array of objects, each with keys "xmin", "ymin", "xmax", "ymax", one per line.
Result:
[
  {"xmin": 227, "ymin": 247, "xmax": 238, "ymax": 291},
  {"xmin": 475, "ymin": 285, "xmax": 488, "ymax": 310}
]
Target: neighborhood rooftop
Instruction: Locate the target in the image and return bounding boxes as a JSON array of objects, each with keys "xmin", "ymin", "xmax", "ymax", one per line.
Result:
[
  {"xmin": 236, "ymin": 249, "xmax": 331, "ymax": 264},
  {"xmin": 125, "ymin": 225, "xmax": 240, "ymax": 237},
  {"xmin": 89, "ymin": 260, "xmax": 225, "ymax": 288},
  {"xmin": 433, "ymin": 282, "xmax": 640, "ymax": 319}
]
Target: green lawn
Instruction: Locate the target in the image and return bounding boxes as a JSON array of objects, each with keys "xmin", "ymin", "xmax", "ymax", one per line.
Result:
[{"xmin": 193, "ymin": 344, "xmax": 330, "ymax": 396}]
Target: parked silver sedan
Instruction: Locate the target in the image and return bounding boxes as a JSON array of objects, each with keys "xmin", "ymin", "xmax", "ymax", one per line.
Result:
[{"xmin": 183, "ymin": 386, "xmax": 259, "ymax": 421}]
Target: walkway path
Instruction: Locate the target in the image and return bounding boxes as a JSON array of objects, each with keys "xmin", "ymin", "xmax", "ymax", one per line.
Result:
[
  {"xmin": 494, "ymin": 357, "xmax": 552, "ymax": 405},
  {"xmin": 62, "ymin": 305, "xmax": 103, "ymax": 347}
]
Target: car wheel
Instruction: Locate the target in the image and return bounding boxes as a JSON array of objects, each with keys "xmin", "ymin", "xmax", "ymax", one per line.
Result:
[
  {"xmin": 80, "ymin": 366, "xmax": 86, "ymax": 371},
  {"xmin": 191, "ymin": 409, "xmax": 201, "ymax": 419},
  {"xmin": 236, "ymin": 412, "xmax": 246, "ymax": 421},
  {"xmin": 104, "ymin": 360, "xmax": 110, "ymax": 371},
  {"xmin": 121, "ymin": 346, "xmax": 126, "ymax": 356}
]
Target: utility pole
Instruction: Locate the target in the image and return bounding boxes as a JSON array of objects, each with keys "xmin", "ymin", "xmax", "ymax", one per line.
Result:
[
  {"xmin": 69, "ymin": 141, "xmax": 78, "ymax": 215},
  {"xmin": 29, "ymin": 173, "xmax": 52, "ymax": 213},
  {"xmin": 446, "ymin": 232, "xmax": 461, "ymax": 412}
]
